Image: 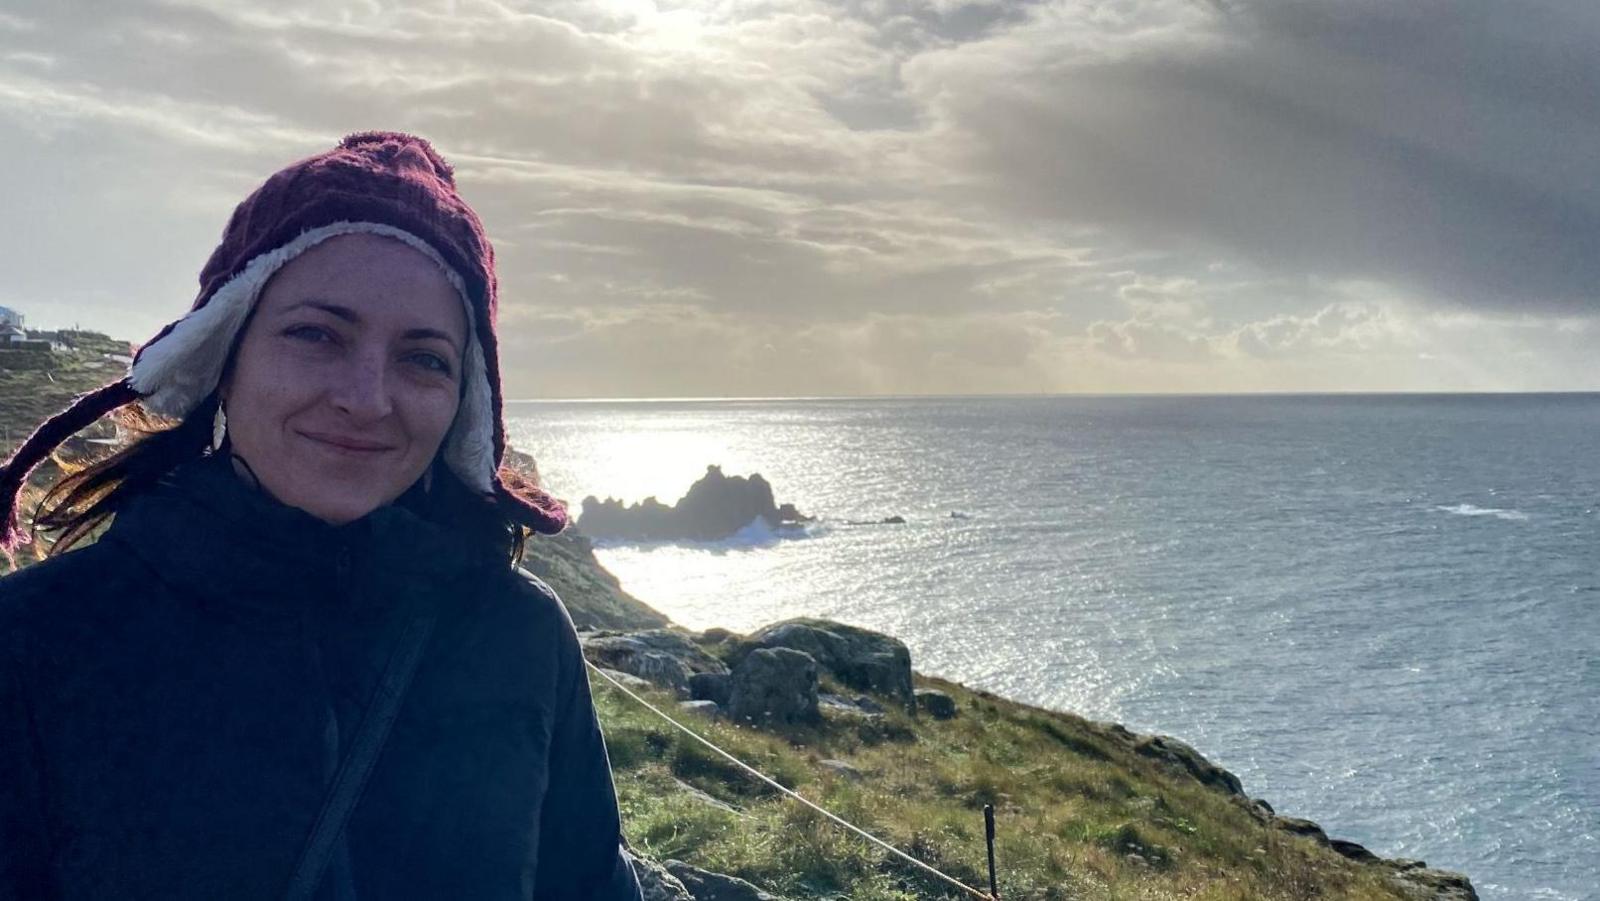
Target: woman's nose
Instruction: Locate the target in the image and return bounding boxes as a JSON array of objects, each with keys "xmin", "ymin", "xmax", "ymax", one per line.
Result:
[{"xmin": 328, "ymin": 352, "xmax": 394, "ymax": 421}]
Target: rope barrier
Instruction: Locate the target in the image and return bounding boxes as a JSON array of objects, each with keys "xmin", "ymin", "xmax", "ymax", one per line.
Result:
[{"xmin": 587, "ymin": 661, "xmax": 995, "ymax": 900}]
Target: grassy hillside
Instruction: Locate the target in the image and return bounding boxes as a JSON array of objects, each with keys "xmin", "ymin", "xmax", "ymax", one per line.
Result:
[
  {"xmin": 0, "ymin": 330, "xmax": 128, "ymax": 451},
  {"xmin": 520, "ymin": 528, "xmax": 670, "ymax": 631},
  {"xmin": 597, "ymin": 659, "xmax": 1453, "ymax": 900}
]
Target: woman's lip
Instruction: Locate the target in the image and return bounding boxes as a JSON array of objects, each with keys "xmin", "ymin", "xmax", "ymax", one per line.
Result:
[{"xmin": 299, "ymin": 431, "xmax": 395, "ymax": 452}]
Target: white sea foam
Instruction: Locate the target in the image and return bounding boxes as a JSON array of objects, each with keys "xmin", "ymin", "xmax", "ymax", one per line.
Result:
[
  {"xmin": 591, "ymin": 517, "xmax": 821, "ymax": 551},
  {"xmin": 1435, "ymin": 503, "xmax": 1530, "ymax": 522}
]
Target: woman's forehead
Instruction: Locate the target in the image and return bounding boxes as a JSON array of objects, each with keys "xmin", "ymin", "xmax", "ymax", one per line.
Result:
[{"xmin": 261, "ymin": 233, "xmax": 467, "ymax": 339}]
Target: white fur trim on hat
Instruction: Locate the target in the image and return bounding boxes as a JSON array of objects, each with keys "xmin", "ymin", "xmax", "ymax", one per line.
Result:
[{"xmin": 129, "ymin": 220, "xmax": 497, "ymax": 494}]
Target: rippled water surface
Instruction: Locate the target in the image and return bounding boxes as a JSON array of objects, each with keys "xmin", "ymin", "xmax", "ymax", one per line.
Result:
[{"xmin": 508, "ymin": 394, "xmax": 1600, "ymax": 900}]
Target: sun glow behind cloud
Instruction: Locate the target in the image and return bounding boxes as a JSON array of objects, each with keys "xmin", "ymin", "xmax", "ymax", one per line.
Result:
[{"xmin": 2, "ymin": 0, "xmax": 1597, "ymax": 395}]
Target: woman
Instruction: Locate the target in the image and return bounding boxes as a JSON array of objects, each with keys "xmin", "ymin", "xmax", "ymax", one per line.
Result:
[{"xmin": 0, "ymin": 132, "xmax": 643, "ymax": 899}]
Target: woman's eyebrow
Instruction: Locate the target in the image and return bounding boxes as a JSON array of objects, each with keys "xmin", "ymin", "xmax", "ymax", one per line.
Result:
[
  {"xmin": 284, "ymin": 299, "xmax": 461, "ymax": 349},
  {"xmin": 285, "ymin": 299, "xmax": 360, "ymax": 322}
]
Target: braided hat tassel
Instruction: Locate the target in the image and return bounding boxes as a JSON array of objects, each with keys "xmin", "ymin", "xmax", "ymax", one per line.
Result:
[{"xmin": 0, "ymin": 379, "xmax": 140, "ymax": 561}]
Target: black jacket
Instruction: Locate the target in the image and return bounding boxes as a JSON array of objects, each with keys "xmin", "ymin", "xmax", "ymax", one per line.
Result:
[{"xmin": 0, "ymin": 454, "xmax": 642, "ymax": 900}]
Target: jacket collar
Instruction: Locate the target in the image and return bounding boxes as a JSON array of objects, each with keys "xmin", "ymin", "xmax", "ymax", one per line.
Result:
[{"xmin": 103, "ymin": 453, "xmax": 504, "ymax": 621}]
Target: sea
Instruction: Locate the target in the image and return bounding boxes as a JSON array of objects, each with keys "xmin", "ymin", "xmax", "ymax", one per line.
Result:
[{"xmin": 506, "ymin": 394, "xmax": 1600, "ymax": 901}]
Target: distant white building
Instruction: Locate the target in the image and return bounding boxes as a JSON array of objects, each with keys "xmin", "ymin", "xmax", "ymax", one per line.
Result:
[
  {"xmin": 0, "ymin": 306, "xmax": 22, "ymax": 329},
  {"xmin": 4, "ymin": 326, "xmax": 27, "ymax": 344}
]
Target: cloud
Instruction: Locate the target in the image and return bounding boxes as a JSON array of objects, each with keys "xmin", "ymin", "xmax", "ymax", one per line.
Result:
[{"xmin": 910, "ymin": 0, "xmax": 1600, "ymax": 314}]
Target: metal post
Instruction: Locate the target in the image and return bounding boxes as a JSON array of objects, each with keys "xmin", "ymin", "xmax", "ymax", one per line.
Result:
[{"xmin": 984, "ymin": 803, "xmax": 999, "ymax": 899}]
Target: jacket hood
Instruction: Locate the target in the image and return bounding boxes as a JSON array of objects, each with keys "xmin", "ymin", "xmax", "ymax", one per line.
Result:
[{"xmin": 102, "ymin": 453, "xmax": 505, "ymax": 624}]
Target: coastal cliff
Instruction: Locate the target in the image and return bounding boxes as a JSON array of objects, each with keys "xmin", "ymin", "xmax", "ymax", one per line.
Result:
[{"xmin": 526, "ymin": 538, "xmax": 1478, "ymax": 901}]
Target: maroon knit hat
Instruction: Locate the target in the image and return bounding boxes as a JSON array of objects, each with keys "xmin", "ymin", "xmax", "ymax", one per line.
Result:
[{"xmin": 0, "ymin": 131, "xmax": 566, "ymax": 554}]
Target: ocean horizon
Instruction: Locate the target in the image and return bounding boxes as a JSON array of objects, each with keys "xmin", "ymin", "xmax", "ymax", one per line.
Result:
[{"xmin": 509, "ymin": 393, "xmax": 1599, "ymax": 901}]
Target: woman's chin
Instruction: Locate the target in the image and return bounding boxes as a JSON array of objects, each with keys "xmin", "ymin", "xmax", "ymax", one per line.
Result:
[{"xmin": 273, "ymin": 480, "xmax": 394, "ymax": 525}]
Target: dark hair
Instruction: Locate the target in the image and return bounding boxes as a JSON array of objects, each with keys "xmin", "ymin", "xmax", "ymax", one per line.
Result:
[{"xmin": 31, "ymin": 393, "xmax": 533, "ymax": 566}]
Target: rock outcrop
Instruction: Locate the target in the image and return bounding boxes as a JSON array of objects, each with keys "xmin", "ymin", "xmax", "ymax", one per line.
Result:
[
  {"xmin": 916, "ymin": 688, "xmax": 958, "ymax": 720},
  {"xmin": 582, "ymin": 629, "xmax": 729, "ymax": 696},
  {"xmin": 579, "ymin": 465, "xmax": 812, "ymax": 542},
  {"xmin": 1130, "ymin": 733, "xmax": 1244, "ymax": 796},
  {"xmin": 664, "ymin": 860, "xmax": 786, "ymax": 901},
  {"xmin": 727, "ymin": 647, "xmax": 819, "ymax": 725},
  {"xmin": 630, "ymin": 854, "xmax": 694, "ymax": 901},
  {"xmin": 738, "ymin": 618, "xmax": 915, "ymax": 713}
]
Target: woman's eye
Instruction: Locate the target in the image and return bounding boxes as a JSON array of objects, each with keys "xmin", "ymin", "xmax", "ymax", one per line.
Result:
[
  {"xmin": 283, "ymin": 324, "xmax": 335, "ymax": 344},
  {"xmin": 409, "ymin": 351, "xmax": 453, "ymax": 376}
]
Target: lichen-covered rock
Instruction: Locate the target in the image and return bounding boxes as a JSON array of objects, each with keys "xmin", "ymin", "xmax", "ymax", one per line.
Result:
[
  {"xmin": 1385, "ymin": 862, "xmax": 1479, "ymax": 901},
  {"xmin": 1131, "ymin": 734, "xmax": 1244, "ymax": 795},
  {"xmin": 1272, "ymin": 816, "xmax": 1331, "ymax": 846},
  {"xmin": 744, "ymin": 619, "xmax": 914, "ymax": 712},
  {"xmin": 624, "ymin": 630, "xmax": 731, "ymax": 675},
  {"xmin": 1229, "ymin": 795, "xmax": 1275, "ymax": 824},
  {"xmin": 679, "ymin": 699, "xmax": 721, "ymax": 718},
  {"xmin": 728, "ymin": 647, "xmax": 819, "ymax": 725},
  {"xmin": 818, "ymin": 759, "xmax": 864, "ymax": 781},
  {"xmin": 916, "ymin": 688, "xmax": 958, "ymax": 719},
  {"xmin": 593, "ymin": 667, "xmax": 654, "ymax": 693},
  {"xmin": 664, "ymin": 860, "xmax": 786, "ymax": 901},
  {"xmin": 852, "ymin": 695, "xmax": 885, "ymax": 714},
  {"xmin": 817, "ymin": 692, "xmax": 882, "ymax": 721},
  {"xmin": 581, "ymin": 634, "xmax": 695, "ymax": 694},
  {"xmin": 1331, "ymin": 838, "xmax": 1380, "ymax": 863},
  {"xmin": 689, "ymin": 671, "xmax": 732, "ymax": 707},
  {"xmin": 628, "ymin": 852, "xmax": 694, "ymax": 901}
]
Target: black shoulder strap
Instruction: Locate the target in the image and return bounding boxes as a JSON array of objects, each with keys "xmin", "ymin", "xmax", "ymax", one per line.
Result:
[{"xmin": 281, "ymin": 611, "xmax": 438, "ymax": 901}]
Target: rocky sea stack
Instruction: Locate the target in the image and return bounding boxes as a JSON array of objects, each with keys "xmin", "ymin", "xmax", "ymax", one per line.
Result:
[{"xmin": 579, "ymin": 465, "xmax": 812, "ymax": 542}]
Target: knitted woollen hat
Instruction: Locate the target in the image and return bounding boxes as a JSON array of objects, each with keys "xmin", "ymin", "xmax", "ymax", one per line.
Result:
[{"xmin": 0, "ymin": 131, "xmax": 566, "ymax": 553}]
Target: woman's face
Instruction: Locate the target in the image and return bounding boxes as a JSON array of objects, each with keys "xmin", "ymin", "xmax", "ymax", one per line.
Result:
[{"xmin": 219, "ymin": 232, "xmax": 468, "ymax": 525}]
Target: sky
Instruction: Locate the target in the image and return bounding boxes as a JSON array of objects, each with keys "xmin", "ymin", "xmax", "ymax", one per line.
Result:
[{"xmin": 2, "ymin": 0, "xmax": 1597, "ymax": 397}]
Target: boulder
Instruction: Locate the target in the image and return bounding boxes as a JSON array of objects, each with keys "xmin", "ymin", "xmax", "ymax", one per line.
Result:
[
  {"xmin": 664, "ymin": 860, "xmax": 785, "ymax": 901},
  {"xmin": 916, "ymin": 688, "xmax": 958, "ymax": 720},
  {"xmin": 628, "ymin": 853, "xmax": 695, "ymax": 901},
  {"xmin": 1228, "ymin": 795, "xmax": 1275, "ymax": 824},
  {"xmin": 1387, "ymin": 864, "xmax": 1479, "ymax": 901},
  {"xmin": 623, "ymin": 630, "xmax": 730, "ymax": 675},
  {"xmin": 728, "ymin": 648, "xmax": 819, "ymax": 726},
  {"xmin": 745, "ymin": 619, "xmax": 914, "ymax": 712},
  {"xmin": 1272, "ymin": 816, "xmax": 1331, "ymax": 847},
  {"xmin": 818, "ymin": 759, "xmax": 864, "ymax": 781},
  {"xmin": 581, "ymin": 635, "xmax": 694, "ymax": 694},
  {"xmin": 689, "ymin": 672, "xmax": 733, "ymax": 707},
  {"xmin": 817, "ymin": 693, "xmax": 876, "ymax": 720},
  {"xmin": 594, "ymin": 667, "xmax": 653, "ymax": 693},
  {"xmin": 678, "ymin": 700, "xmax": 721, "ymax": 718},
  {"xmin": 672, "ymin": 778, "xmax": 741, "ymax": 814},
  {"xmin": 852, "ymin": 695, "xmax": 885, "ymax": 715},
  {"xmin": 1330, "ymin": 839, "xmax": 1380, "ymax": 863},
  {"xmin": 1131, "ymin": 734, "xmax": 1244, "ymax": 796}
]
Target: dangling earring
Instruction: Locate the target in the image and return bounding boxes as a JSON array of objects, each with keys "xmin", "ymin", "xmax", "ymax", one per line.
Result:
[
  {"xmin": 421, "ymin": 460, "xmax": 435, "ymax": 495},
  {"xmin": 211, "ymin": 403, "xmax": 228, "ymax": 452}
]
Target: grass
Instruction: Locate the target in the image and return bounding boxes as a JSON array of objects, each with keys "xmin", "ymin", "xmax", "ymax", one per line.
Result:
[{"xmin": 596, "ymin": 666, "xmax": 1418, "ymax": 901}]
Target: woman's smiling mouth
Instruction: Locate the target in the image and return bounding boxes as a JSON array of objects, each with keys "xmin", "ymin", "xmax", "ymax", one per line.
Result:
[{"xmin": 298, "ymin": 430, "xmax": 396, "ymax": 454}]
